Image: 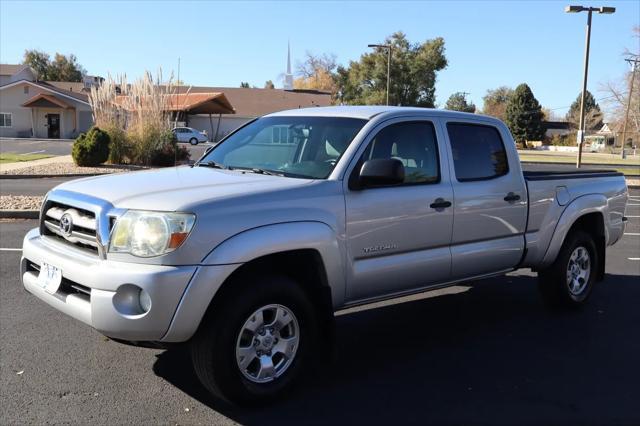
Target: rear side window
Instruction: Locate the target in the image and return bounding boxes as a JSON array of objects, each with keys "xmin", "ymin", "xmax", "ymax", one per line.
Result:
[{"xmin": 446, "ymin": 123, "xmax": 508, "ymax": 182}]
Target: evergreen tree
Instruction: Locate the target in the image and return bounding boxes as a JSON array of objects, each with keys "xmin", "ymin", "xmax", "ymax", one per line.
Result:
[
  {"xmin": 444, "ymin": 92, "xmax": 476, "ymax": 112},
  {"xmin": 505, "ymin": 83, "xmax": 545, "ymax": 143},
  {"xmin": 566, "ymin": 90, "xmax": 604, "ymax": 131}
]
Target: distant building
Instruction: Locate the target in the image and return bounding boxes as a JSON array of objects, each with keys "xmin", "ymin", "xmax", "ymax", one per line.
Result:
[
  {"xmin": 181, "ymin": 86, "xmax": 331, "ymax": 141},
  {"xmin": 0, "ymin": 64, "xmax": 93, "ymax": 139},
  {"xmin": 542, "ymin": 121, "xmax": 572, "ymax": 138},
  {"xmin": 0, "ymin": 62, "xmax": 331, "ymax": 140}
]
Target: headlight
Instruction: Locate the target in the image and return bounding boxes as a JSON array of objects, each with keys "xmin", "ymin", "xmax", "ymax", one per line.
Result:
[{"xmin": 109, "ymin": 211, "xmax": 195, "ymax": 257}]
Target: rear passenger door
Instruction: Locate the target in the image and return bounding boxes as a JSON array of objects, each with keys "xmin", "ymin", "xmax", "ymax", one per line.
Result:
[
  {"xmin": 443, "ymin": 120, "xmax": 527, "ymax": 279},
  {"xmin": 344, "ymin": 118, "xmax": 454, "ymax": 302}
]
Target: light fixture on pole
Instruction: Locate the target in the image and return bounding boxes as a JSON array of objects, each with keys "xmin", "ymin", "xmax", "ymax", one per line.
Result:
[
  {"xmin": 368, "ymin": 44, "xmax": 392, "ymax": 106},
  {"xmin": 565, "ymin": 5, "xmax": 615, "ymax": 168}
]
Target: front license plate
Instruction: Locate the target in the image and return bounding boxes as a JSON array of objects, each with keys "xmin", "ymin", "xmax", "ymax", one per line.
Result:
[{"xmin": 38, "ymin": 262, "xmax": 62, "ymax": 294}]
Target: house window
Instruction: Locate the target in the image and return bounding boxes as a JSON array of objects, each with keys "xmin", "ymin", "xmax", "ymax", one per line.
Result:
[
  {"xmin": 24, "ymin": 86, "xmax": 29, "ymax": 94},
  {"xmin": 0, "ymin": 113, "xmax": 12, "ymax": 127}
]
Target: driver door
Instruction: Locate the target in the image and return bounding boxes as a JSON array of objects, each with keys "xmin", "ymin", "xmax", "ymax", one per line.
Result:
[{"xmin": 343, "ymin": 118, "xmax": 454, "ymax": 303}]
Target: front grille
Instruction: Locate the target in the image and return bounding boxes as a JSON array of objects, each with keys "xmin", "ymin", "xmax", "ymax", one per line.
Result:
[{"xmin": 41, "ymin": 202, "xmax": 100, "ymax": 255}]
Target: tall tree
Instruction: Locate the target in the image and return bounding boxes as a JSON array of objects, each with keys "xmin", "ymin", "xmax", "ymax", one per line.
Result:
[
  {"xmin": 293, "ymin": 52, "xmax": 337, "ymax": 93},
  {"xmin": 566, "ymin": 90, "xmax": 603, "ymax": 131},
  {"xmin": 264, "ymin": 80, "xmax": 275, "ymax": 89},
  {"xmin": 505, "ymin": 83, "xmax": 545, "ymax": 143},
  {"xmin": 335, "ymin": 32, "xmax": 447, "ymax": 107},
  {"xmin": 444, "ymin": 92, "xmax": 476, "ymax": 112},
  {"xmin": 22, "ymin": 50, "xmax": 51, "ymax": 80},
  {"xmin": 482, "ymin": 86, "xmax": 513, "ymax": 121},
  {"xmin": 23, "ymin": 49, "xmax": 85, "ymax": 81}
]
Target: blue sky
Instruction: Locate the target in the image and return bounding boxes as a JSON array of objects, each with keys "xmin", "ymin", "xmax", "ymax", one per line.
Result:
[{"xmin": 1, "ymin": 0, "xmax": 638, "ymax": 116}]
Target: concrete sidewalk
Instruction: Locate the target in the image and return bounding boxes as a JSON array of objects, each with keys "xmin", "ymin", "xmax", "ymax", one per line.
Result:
[{"xmin": 0, "ymin": 155, "xmax": 73, "ymax": 173}]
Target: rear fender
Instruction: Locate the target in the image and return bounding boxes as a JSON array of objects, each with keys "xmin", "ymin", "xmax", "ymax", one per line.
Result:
[{"xmin": 540, "ymin": 194, "xmax": 608, "ymax": 268}]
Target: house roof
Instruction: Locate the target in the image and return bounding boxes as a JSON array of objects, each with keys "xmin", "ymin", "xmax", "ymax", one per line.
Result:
[
  {"xmin": 165, "ymin": 92, "xmax": 235, "ymax": 114},
  {"xmin": 46, "ymin": 81, "xmax": 88, "ymax": 94},
  {"xmin": 0, "ymin": 79, "xmax": 90, "ymax": 105},
  {"xmin": 114, "ymin": 92, "xmax": 235, "ymax": 114},
  {"xmin": 0, "ymin": 64, "xmax": 29, "ymax": 76},
  {"xmin": 173, "ymin": 86, "xmax": 331, "ymax": 117},
  {"xmin": 22, "ymin": 93, "xmax": 75, "ymax": 109},
  {"xmin": 542, "ymin": 121, "xmax": 571, "ymax": 130}
]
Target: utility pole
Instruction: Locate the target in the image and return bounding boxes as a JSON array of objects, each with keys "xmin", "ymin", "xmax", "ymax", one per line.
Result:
[
  {"xmin": 620, "ymin": 57, "xmax": 639, "ymax": 159},
  {"xmin": 565, "ymin": 5, "xmax": 616, "ymax": 168}
]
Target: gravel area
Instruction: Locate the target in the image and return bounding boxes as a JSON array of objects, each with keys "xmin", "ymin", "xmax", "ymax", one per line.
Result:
[
  {"xmin": 1, "ymin": 161, "xmax": 146, "ymax": 176},
  {"xmin": 1, "ymin": 195, "xmax": 43, "ymax": 210}
]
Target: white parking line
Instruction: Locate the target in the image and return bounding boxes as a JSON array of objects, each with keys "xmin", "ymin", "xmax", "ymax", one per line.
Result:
[
  {"xmin": 20, "ymin": 150, "xmax": 46, "ymax": 155},
  {"xmin": 629, "ymin": 258, "xmax": 640, "ymax": 261},
  {"xmin": 0, "ymin": 248, "xmax": 22, "ymax": 251},
  {"xmin": 627, "ymin": 215, "xmax": 640, "ymax": 218},
  {"xmin": 624, "ymin": 233, "xmax": 640, "ymax": 236}
]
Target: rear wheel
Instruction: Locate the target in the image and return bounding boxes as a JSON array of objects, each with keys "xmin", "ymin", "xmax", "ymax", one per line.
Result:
[
  {"xmin": 538, "ymin": 230, "xmax": 598, "ymax": 308},
  {"xmin": 190, "ymin": 275, "xmax": 318, "ymax": 404},
  {"xmin": 189, "ymin": 137, "xmax": 199, "ymax": 145}
]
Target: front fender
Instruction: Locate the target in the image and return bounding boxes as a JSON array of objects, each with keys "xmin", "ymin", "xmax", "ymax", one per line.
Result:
[
  {"xmin": 161, "ymin": 221, "xmax": 345, "ymax": 342},
  {"xmin": 540, "ymin": 194, "xmax": 608, "ymax": 268},
  {"xmin": 202, "ymin": 221, "xmax": 345, "ymax": 306}
]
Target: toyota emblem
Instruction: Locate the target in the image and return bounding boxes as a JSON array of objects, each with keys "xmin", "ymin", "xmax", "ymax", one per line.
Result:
[{"xmin": 59, "ymin": 213, "xmax": 73, "ymax": 236}]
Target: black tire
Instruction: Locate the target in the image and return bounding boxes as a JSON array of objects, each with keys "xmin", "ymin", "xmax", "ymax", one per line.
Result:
[
  {"xmin": 538, "ymin": 230, "xmax": 598, "ymax": 309},
  {"xmin": 189, "ymin": 137, "xmax": 199, "ymax": 145},
  {"xmin": 190, "ymin": 274, "xmax": 319, "ymax": 405}
]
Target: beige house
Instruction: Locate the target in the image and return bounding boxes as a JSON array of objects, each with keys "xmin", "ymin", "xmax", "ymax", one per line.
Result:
[{"xmin": 0, "ymin": 65, "xmax": 93, "ymax": 139}]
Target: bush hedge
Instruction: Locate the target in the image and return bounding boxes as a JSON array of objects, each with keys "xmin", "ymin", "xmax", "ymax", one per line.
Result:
[{"xmin": 72, "ymin": 127, "xmax": 111, "ymax": 166}]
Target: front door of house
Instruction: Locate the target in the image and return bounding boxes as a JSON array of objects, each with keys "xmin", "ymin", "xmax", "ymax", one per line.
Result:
[{"xmin": 47, "ymin": 114, "xmax": 60, "ymax": 139}]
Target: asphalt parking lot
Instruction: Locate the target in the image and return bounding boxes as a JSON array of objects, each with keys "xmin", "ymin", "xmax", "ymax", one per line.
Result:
[{"xmin": 0, "ymin": 191, "xmax": 638, "ymax": 425}]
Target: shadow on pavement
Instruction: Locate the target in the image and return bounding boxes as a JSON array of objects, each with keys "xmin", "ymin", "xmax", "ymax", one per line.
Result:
[{"xmin": 154, "ymin": 274, "xmax": 640, "ymax": 425}]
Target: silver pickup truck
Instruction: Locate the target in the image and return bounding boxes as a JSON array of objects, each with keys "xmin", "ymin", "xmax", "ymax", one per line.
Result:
[{"xmin": 21, "ymin": 106, "xmax": 628, "ymax": 404}]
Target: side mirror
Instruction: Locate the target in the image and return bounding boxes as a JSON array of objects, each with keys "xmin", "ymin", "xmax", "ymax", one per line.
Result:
[{"xmin": 357, "ymin": 158, "xmax": 405, "ymax": 188}]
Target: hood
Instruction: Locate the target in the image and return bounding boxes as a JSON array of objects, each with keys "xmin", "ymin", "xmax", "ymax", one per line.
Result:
[{"xmin": 53, "ymin": 166, "xmax": 314, "ymax": 211}]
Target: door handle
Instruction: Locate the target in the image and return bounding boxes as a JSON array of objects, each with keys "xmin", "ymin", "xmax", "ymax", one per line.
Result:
[
  {"xmin": 504, "ymin": 192, "xmax": 521, "ymax": 202},
  {"xmin": 430, "ymin": 198, "xmax": 452, "ymax": 209}
]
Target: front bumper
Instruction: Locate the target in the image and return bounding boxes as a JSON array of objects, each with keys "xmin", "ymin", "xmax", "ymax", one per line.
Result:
[{"xmin": 21, "ymin": 228, "xmax": 198, "ymax": 341}]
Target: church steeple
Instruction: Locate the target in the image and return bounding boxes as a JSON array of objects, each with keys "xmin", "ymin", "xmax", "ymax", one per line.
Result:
[{"xmin": 284, "ymin": 41, "xmax": 294, "ymax": 90}]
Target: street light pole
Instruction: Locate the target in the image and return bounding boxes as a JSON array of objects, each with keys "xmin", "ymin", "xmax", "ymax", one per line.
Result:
[
  {"xmin": 565, "ymin": 5, "xmax": 615, "ymax": 168},
  {"xmin": 368, "ymin": 44, "xmax": 392, "ymax": 105}
]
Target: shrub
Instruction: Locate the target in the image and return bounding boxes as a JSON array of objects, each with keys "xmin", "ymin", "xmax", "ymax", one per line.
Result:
[
  {"xmin": 72, "ymin": 126, "xmax": 110, "ymax": 166},
  {"xmin": 104, "ymin": 125, "xmax": 132, "ymax": 164},
  {"xmin": 548, "ymin": 133, "xmax": 576, "ymax": 146},
  {"xmin": 149, "ymin": 130, "xmax": 190, "ymax": 166}
]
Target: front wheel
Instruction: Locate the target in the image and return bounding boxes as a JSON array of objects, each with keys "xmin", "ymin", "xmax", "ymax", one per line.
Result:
[
  {"xmin": 190, "ymin": 275, "xmax": 318, "ymax": 404},
  {"xmin": 538, "ymin": 230, "xmax": 598, "ymax": 308}
]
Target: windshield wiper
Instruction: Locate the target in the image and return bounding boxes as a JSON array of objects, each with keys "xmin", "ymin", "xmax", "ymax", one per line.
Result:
[
  {"xmin": 196, "ymin": 160, "xmax": 227, "ymax": 170},
  {"xmin": 230, "ymin": 166, "xmax": 284, "ymax": 176},
  {"xmin": 249, "ymin": 168, "xmax": 284, "ymax": 176}
]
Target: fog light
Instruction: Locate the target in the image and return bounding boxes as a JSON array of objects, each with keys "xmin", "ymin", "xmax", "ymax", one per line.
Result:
[
  {"xmin": 113, "ymin": 284, "xmax": 151, "ymax": 316},
  {"xmin": 139, "ymin": 288, "xmax": 152, "ymax": 313}
]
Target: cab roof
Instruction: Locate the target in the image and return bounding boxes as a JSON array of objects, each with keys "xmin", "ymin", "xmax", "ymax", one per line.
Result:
[{"xmin": 266, "ymin": 105, "xmax": 496, "ymax": 122}]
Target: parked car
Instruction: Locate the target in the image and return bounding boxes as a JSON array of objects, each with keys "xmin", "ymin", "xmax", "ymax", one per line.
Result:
[
  {"xmin": 22, "ymin": 107, "xmax": 628, "ymax": 404},
  {"xmin": 172, "ymin": 126, "xmax": 208, "ymax": 145}
]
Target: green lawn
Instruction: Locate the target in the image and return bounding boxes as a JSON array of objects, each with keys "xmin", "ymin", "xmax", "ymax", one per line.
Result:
[{"xmin": 0, "ymin": 152, "xmax": 53, "ymax": 164}]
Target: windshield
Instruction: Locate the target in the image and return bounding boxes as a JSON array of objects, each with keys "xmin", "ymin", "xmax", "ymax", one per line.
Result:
[{"xmin": 199, "ymin": 116, "xmax": 367, "ymax": 179}]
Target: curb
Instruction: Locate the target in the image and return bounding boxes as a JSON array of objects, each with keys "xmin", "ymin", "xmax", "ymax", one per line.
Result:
[
  {"xmin": 0, "ymin": 210, "xmax": 39, "ymax": 219},
  {"xmin": 0, "ymin": 173, "xmax": 106, "ymax": 179}
]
